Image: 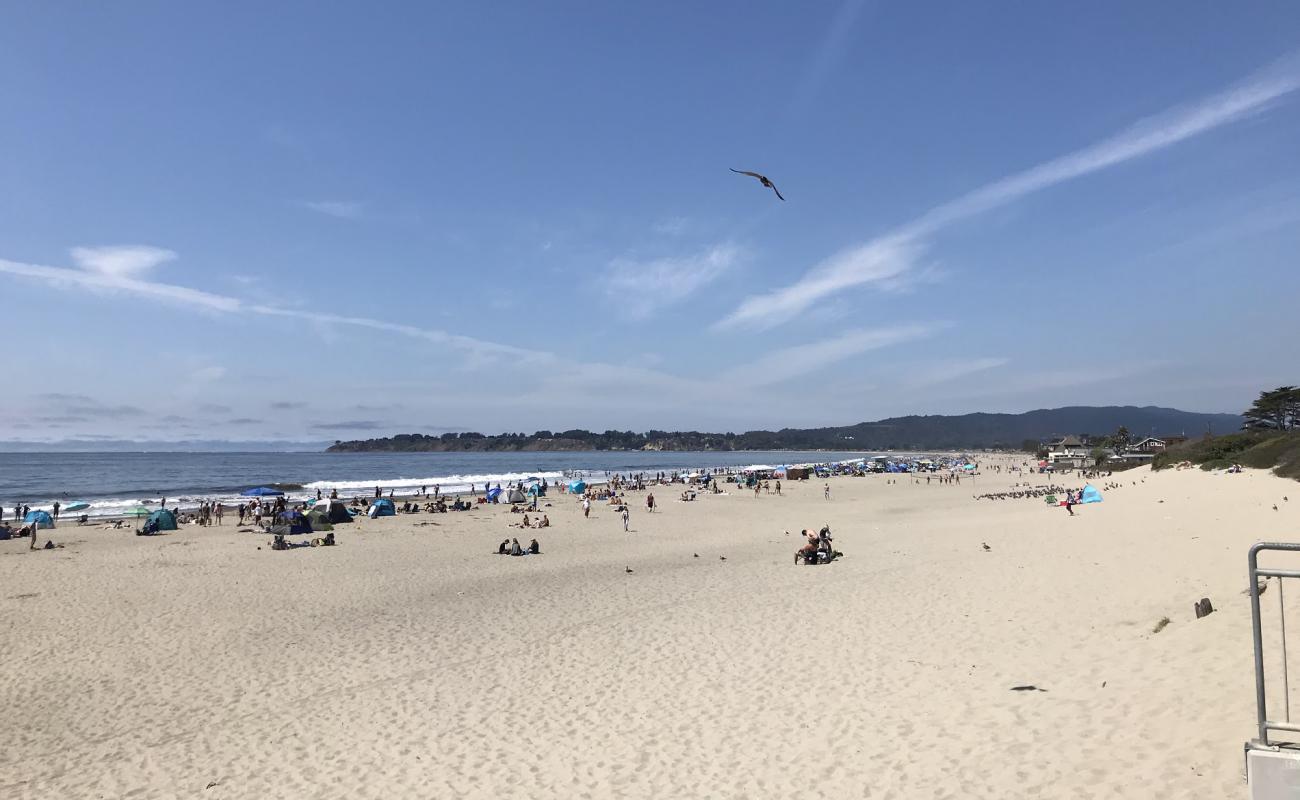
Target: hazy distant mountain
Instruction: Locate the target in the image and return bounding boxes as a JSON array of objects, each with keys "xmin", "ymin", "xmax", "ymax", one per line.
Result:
[
  {"xmin": 327, "ymin": 405, "xmax": 1243, "ymax": 452},
  {"xmin": 815, "ymin": 406, "xmax": 1241, "ymax": 450}
]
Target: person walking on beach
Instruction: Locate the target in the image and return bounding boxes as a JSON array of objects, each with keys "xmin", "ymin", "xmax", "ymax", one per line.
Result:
[
  {"xmin": 215, "ymin": 502, "xmax": 223, "ymax": 525},
  {"xmin": 582, "ymin": 497, "xmax": 591, "ymax": 519},
  {"xmin": 775, "ymin": 480, "xmax": 781, "ymax": 496},
  {"xmin": 646, "ymin": 492, "xmax": 655, "ymax": 513},
  {"xmin": 52, "ymin": 501, "xmax": 60, "ymax": 520},
  {"xmin": 824, "ymin": 483, "xmax": 831, "ymax": 500},
  {"xmin": 622, "ymin": 506, "xmax": 630, "ymax": 532}
]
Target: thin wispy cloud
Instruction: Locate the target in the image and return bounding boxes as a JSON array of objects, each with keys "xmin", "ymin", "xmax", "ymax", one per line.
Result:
[
  {"xmin": 70, "ymin": 245, "xmax": 177, "ymax": 278},
  {"xmin": 303, "ymin": 201, "xmax": 363, "ymax": 219},
  {"xmin": 722, "ymin": 323, "xmax": 938, "ymax": 387},
  {"xmin": 0, "ymin": 253, "xmax": 539, "ymax": 361},
  {"xmin": 720, "ymin": 55, "xmax": 1300, "ymax": 330},
  {"xmin": 902, "ymin": 357, "xmax": 1010, "ymax": 389},
  {"xmin": 607, "ymin": 243, "xmax": 742, "ymax": 318},
  {"xmin": 651, "ymin": 217, "xmax": 689, "ymax": 236}
]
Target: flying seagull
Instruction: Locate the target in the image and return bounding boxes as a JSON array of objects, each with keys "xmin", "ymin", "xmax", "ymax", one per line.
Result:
[{"xmin": 730, "ymin": 169, "xmax": 785, "ymax": 201}]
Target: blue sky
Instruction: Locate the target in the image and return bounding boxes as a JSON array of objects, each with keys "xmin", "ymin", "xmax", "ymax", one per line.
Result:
[{"xmin": 3, "ymin": 2, "xmax": 1299, "ymax": 443}]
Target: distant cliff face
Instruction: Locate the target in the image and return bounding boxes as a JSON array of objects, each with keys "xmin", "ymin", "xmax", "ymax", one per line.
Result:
[{"xmin": 325, "ymin": 406, "xmax": 1243, "ymax": 453}]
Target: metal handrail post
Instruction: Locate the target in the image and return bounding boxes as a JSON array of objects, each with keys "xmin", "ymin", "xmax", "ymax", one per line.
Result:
[
  {"xmin": 1284, "ymin": 578, "xmax": 1291, "ymax": 723},
  {"xmin": 1251, "ymin": 543, "xmax": 1270, "ymax": 744}
]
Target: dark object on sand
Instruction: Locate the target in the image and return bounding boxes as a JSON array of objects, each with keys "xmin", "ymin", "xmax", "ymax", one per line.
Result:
[
  {"xmin": 1010, "ymin": 685, "xmax": 1046, "ymax": 692},
  {"xmin": 982, "ymin": 542, "xmax": 991, "ymax": 551},
  {"xmin": 625, "ymin": 566, "xmax": 633, "ymax": 574},
  {"xmin": 1194, "ymin": 597, "xmax": 1215, "ymax": 619},
  {"xmin": 43, "ymin": 540, "xmax": 55, "ymax": 549},
  {"xmin": 1152, "ymin": 616, "xmax": 1171, "ymax": 634},
  {"xmin": 730, "ymin": 168, "xmax": 785, "ymax": 201}
]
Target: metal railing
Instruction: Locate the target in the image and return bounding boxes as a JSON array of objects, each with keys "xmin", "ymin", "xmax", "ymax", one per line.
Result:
[{"xmin": 1249, "ymin": 542, "xmax": 1300, "ymax": 745}]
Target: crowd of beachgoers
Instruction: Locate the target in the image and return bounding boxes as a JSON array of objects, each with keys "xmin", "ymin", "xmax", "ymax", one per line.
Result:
[{"xmin": 1, "ymin": 454, "xmax": 1040, "ymax": 563}]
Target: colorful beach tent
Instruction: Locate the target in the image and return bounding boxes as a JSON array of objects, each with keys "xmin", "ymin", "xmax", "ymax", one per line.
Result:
[
  {"xmin": 273, "ymin": 510, "xmax": 312, "ymax": 534},
  {"xmin": 147, "ymin": 508, "xmax": 177, "ymax": 531},
  {"xmin": 316, "ymin": 501, "xmax": 353, "ymax": 524},
  {"xmin": 568, "ymin": 480, "xmax": 587, "ymax": 494},
  {"xmin": 526, "ymin": 482, "xmax": 545, "ymax": 497},
  {"xmin": 1079, "ymin": 484, "xmax": 1103, "ymax": 504},
  {"xmin": 24, "ymin": 510, "xmax": 55, "ymax": 529},
  {"xmin": 506, "ymin": 487, "xmax": 526, "ymax": 504},
  {"xmin": 369, "ymin": 498, "xmax": 396, "ymax": 518},
  {"xmin": 305, "ymin": 508, "xmax": 335, "ymax": 531},
  {"xmin": 486, "ymin": 487, "xmax": 502, "ymax": 502},
  {"xmin": 241, "ymin": 487, "xmax": 284, "ymax": 497}
]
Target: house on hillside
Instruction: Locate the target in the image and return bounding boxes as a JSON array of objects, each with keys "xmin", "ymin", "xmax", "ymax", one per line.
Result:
[
  {"xmin": 1046, "ymin": 435, "xmax": 1088, "ymax": 467},
  {"xmin": 1130, "ymin": 437, "xmax": 1167, "ymax": 453}
]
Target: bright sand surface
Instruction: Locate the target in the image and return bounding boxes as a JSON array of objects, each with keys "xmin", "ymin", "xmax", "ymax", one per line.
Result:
[{"xmin": 2, "ymin": 457, "xmax": 1298, "ymax": 799}]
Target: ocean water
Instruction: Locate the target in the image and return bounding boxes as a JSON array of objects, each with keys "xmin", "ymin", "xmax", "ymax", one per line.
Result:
[{"xmin": 0, "ymin": 450, "xmax": 873, "ymax": 517}]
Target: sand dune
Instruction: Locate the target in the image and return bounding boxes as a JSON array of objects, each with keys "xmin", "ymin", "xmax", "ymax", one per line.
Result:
[{"xmin": 2, "ymin": 458, "xmax": 1297, "ymax": 798}]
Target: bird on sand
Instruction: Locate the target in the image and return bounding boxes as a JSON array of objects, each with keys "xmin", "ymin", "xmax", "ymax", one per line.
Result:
[
  {"xmin": 982, "ymin": 542, "xmax": 991, "ymax": 552},
  {"xmin": 625, "ymin": 566, "xmax": 634, "ymax": 574},
  {"xmin": 730, "ymin": 169, "xmax": 785, "ymax": 201},
  {"xmin": 693, "ymin": 553, "xmax": 699, "ymax": 558},
  {"xmin": 719, "ymin": 555, "xmax": 727, "ymax": 561}
]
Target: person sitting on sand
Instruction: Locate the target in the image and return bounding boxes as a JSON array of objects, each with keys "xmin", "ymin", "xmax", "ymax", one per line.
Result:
[
  {"xmin": 797, "ymin": 530, "xmax": 819, "ymax": 564},
  {"xmin": 537, "ymin": 514, "xmax": 550, "ymax": 528},
  {"xmin": 528, "ymin": 538, "xmax": 540, "ymax": 554},
  {"xmin": 498, "ymin": 539, "xmax": 509, "ymax": 555},
  {"xmin": 509, "ymin": 537, "xmax": 523, "ymax": 556},
  {"xmin": 519, "ymin": 514, "xmax": 530, "ymax": 528}
]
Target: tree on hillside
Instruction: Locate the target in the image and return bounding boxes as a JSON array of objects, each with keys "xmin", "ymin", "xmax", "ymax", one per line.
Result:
[{"xmin": 1243, "ymin": 386, "xmax": 1300, "ymax": 431}]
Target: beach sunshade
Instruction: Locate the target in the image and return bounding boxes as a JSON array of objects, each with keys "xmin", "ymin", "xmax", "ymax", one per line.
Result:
[
  {"xmin": 147, "ymin": 508, "xmax": 178, "ymax": 531},
  {"xmin": 317, "ymin": 501, "xmax": 353, "ymax": 524},
  {"xmin": 1079, "ymin": 485, "xmax": 1103, "ymax": 504},
  {"xmin": 24, "ymin": 510, "xmax": 55, "ymax": 529},
  {"xmin": 241, "ymin": 487, "xmax": 285, "ymax": 497},
  {"xmin": 274, "ymin": 510, "xmax": 312, "ymax": 534},
  {"xmin": 124, "ymin": 505, "xmax": 151, "ymax": 518},
  {"xmin": 567, "ymin": 480, "xmax": 587, "ymax": 494},
  {"xmin": 63, "ymin": 501, "xmax": 90, "ymax": 512}
]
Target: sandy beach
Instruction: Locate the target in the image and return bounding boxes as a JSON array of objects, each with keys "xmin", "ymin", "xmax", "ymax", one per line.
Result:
[{"xmin": 2, "ymin": 457, "xmax": 1296, "ymax": 798}]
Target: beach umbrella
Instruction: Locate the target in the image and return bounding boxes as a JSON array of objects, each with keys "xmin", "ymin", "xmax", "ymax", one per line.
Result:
[
  {"xmin": 124, "ymin": 505, "xmax": 151, "ymax": 518},
  {"xmin": 63, "ymin": 501, "xmax": 90, "ymax": 512},
  {"xmin": 241, "ymin": 487, "xmax": 284, "ymax": 497}
]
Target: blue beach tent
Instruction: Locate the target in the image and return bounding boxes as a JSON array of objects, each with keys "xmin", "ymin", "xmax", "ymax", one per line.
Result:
[
  {"xmin": 24, "ymin": 509, "xmax": 55, "ymax": 529},
  {"xmin": 369, "ymin": 498, "xmax": 396, "ymax": 517},
  {"xmin": 273, "ymin": 510, "xmax": 312, "ymax": 534},
  {"xmin": 568, "ymin": 480, "xmax": 587, "ymax": 494},
  {"xmin": 1079, "ymin": 485, "xmax": 1103, "ymax": 504},
  {"xmin": 486, "ymin": 487, "xmax": 502, "ymax": 503},
  {"xmin": 526, "ymin": 482, "xmax": 545, "ymax": 497},
  {"xmin": 146, "ymin": 508, "xmax": 178, "ymax": 531},
  {"xmin": 241, "ymin": 487, "xmax": 284, "ymax": 497}
]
